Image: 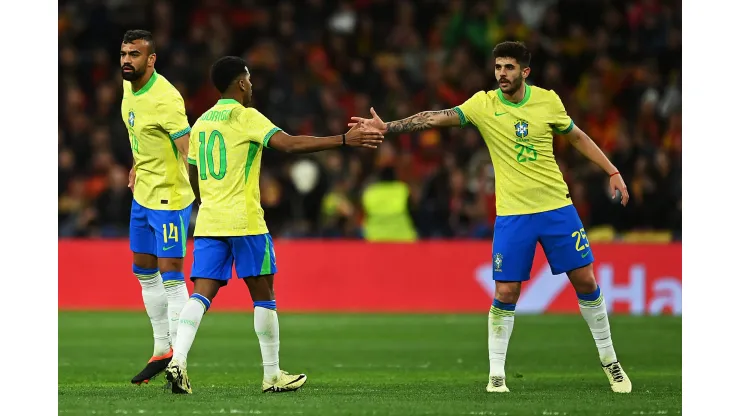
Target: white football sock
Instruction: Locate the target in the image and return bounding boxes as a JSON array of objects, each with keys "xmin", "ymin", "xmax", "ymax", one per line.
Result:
[
  {"xmin": 134, "ymin": 267, "xmax": 170, "ymax": 356},
  {"xmin": 164, "ymin": 281, "xmax": 189, "ymax": 345},
  {"xmin": 172, "ymin": 294, "xmax": 210, "ymax": 366},
  {"xmin": 488, "ymin": 302, "xmax": 516, "ymax": 378},
  {"xmin": 578, "ymin": 287, "xmax": 618, "ymax": 365},
  {"xmin": 254, "ymin": 306, "xmax": 281, "ymax": 381}
]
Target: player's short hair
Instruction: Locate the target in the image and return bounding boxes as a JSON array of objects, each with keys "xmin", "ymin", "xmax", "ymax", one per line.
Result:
[
  {"xmin": 123, "ymin": 30, "xmax": 156, "ymax": 54},
  {"xmin": 210, "ymin": 56, "xmax": 250, "ymax": 94},
  {"xmin": 492, "ymin": 41, "xmax": 531, "ymax": 68}
]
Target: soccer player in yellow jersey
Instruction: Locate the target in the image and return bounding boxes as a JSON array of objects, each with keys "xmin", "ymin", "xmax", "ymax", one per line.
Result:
[
  {"xmin": 350, "ymin": 41, "xmax": 632, "ymax": 394},
  {"xmin": 164, "ymin": 56, "xmax": 383, "ymax": 394},
  {"xmin": 119, "ymin": 30, "xmax": 193, "ymax": 385}
]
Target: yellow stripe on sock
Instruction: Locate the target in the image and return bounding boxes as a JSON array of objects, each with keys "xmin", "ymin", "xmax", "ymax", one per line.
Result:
[
  {"xmin": 135, "ymin": 272, "xmax": 160, "ymax": 281},
  {"xmin": 489, "ymin": 305, "xmax": 515, "ymax": 317},
  {"xmin": 578, "ymin": 294, "xmax": 604, "ymax": 307}
]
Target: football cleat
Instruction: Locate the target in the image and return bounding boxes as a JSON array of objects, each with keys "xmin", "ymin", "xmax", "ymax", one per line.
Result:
[
  {"xmin": 164, "ymin": 359, "xmax": 192, "ymax": 394},
  {"xmin": 131, "ymin": 348, "xmax": 173, "ymax": 385},
  {"xmin": 602, "ymin": 361, "xmax": 632, "ymax": 393},
  {"xmin": 262, "ymin": 370, "xmax": 307, "ymax": 393},
  {"xmin": 486, "ymin": 376, "xmax": 510, "ymax": 393}
]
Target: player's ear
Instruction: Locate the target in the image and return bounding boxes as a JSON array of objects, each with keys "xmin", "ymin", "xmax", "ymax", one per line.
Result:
[
  {"xmin": 239, "ymin": 79, "xmax": 246, "ymax": 92},
  {"xmin": 148, "ymin": 53, "xmax": 156, "ymax": 67},
  {"xmin": 522, "ymin": 67, "xmax": 531, "ymax": 79}
]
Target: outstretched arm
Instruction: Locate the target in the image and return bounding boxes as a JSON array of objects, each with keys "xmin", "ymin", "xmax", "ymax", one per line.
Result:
[
  {"xmin": 564, "ymin": 125, "xmax": 630, "ymax": 206},
  {"xmin": 350, "ymin": 107, "xmax": 461, "ymax": 134},
  {"xmin": 385, "ymin": 109, "xmax": 461, "ymax": 133},
  {"xmin": 267, "ymin": 123, "xmax": 384, "ymax": 154}
]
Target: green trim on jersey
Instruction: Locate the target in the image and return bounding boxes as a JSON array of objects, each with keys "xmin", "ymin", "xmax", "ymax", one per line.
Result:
[
  {"xmin": 244, "ymin": 142, "xmax": 260, "ymax": 184},
  {"xmin": 554, "ymin": 120, "xmax": 575, "ymax": 135},
  {"xmin": 497, "ymin": 83, "xmax": 531, "ymax": 108},
  {"xmin": 170, "ymin": 126, "xmax": 191, "ymax": 140},
  {"xmin": 262, "ymin": 127, "xmax": 282, "ymax": 148},
  {"xmin": 132, "ymin": 70, "xmax": 159, "ymax": 96},
  {"xmin": 187, "ymin": 157, "xmax": 197, "ymax": 165},
  {"xmin": 216, "ymin": 98, "xmax": 240, "ymax": 106},
  {"xmin": 453, "ymin": 107, "xmax": 469, "ymax": 126}
]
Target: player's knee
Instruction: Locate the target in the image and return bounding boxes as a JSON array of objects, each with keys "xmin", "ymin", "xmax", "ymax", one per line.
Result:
[
  {"xmin": 494, "ymin": 282, "xmax": 521, "ymax": 304},
  {"xmin": 567, "ymin": 265, "xmax": 597, "ymax": 294},
  {"xmin": 133, "ymin": 253, "xmax": 158, "ymax": 270},
  {"xmin": 158, "ymin": 258, "xmax": 184, "ymax": 273}
]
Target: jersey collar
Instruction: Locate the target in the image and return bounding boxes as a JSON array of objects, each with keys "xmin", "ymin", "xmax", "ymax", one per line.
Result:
[
  {"xmin": 132, "ymin": 70, "xmax": 158, "ymax": 96},
  {"xmin": 497, "ymin": 83, "xmax": 531, "ymax": 108},
  {"xmin": 216, "ymin": 98, "xmax": 241, "ymax": 105}
]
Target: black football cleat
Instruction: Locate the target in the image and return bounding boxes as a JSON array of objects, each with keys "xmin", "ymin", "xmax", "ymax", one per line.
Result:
[{"xmin": 131, "ymin": 348, "xmax": 173, "ymax": 385}]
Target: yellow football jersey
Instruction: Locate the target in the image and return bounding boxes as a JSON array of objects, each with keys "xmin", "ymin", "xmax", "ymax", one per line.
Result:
[
  {"xmin": 121, "ymin": 70, "xmax": 194, "ymax": 211},
  {"xmin": 455, "ymin": 84, "xmax": 574, "ymax": 216},
  {"xmin": 188, "ymin": 99, "xmax": 282, "ymax": 236}
]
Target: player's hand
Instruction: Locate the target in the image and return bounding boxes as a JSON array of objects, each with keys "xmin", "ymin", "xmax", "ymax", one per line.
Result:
[
  {"xmin": 610, "ymin": 173, "xmax": 629, "ymax": 206},
  {"xmin": 345, "ymin": 122, "xmax": 384, "ymax": 149},
  {"xmin": 128, "ymin": 167, "xmax": 136, "ymax": 192},
  {"xmin": 348, "ymin": 107, "xmax": 387, "ymax": 134}
]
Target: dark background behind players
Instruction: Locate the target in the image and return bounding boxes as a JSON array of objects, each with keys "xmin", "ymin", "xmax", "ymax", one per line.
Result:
[{"xmin": 58, "ymin": 0, "xmax": 681, "ymax": 241}]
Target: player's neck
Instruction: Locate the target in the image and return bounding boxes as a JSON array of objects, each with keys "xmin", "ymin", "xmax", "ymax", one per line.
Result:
[
  {"xmin": 131, "ymin": 69, "xmax": 156, "ymax": 93},
  {"xmin": 502, "ymin": 85, "xmax": 526, "ymax": 104},
  {"xmin": 221, "ymin": 93, "xmax": 243, "ymax": 106}
]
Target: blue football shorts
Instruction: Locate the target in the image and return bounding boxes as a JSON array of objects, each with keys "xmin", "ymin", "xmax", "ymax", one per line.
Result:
[
  {"xmin": 129, "ymin": 199, "xmax": 193, "ymax": 258},
  {"xmin": 492, "ymin": 204, "xmax": 595, "ymax": 282},
  {"xmin": 190, "ymin": 234, "xmax": 277, "ymax": 283}
]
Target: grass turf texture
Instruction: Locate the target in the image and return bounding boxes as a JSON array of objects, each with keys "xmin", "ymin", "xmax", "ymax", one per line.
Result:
[{"xmin": 59, "ymin": 312, "xmax": 681, "ymax": 415}]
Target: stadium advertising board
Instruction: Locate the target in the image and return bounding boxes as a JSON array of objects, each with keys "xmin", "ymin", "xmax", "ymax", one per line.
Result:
[{"xmin": 58, "ymin": 241, "xmax": 681, "ymax": 315}]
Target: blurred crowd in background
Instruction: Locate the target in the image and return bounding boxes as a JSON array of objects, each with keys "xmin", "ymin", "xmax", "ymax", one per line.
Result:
[{"xmin": 58, "ymin": 0, "xmax": 681, "ymax": 241}]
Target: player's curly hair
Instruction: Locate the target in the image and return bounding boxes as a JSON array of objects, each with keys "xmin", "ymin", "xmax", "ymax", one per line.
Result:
[
  {"xmin": 122, "ymin": 30, "xmax": 156, "ymax": 54},
  {"xmin": 210, "ymin": 56, "xmax": 249, "ymax": 93},
  {"xmin": 492, "ymin": 41, "xmax": 531, "ymax": 68}
]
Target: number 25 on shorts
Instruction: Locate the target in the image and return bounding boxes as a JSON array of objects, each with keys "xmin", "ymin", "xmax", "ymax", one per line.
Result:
[
  {"xmin": 571, "ymin": 228, "xmax": 590, "ymax": 251},
  {"xmin": 163, "ymin": 223, "xmax": 179, "ymax": 244}
]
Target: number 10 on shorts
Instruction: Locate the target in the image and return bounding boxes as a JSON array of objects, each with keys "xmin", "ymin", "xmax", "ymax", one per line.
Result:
[{"xmin": 163, "ymin": 223, "xmax": 179, "ymax": 243}]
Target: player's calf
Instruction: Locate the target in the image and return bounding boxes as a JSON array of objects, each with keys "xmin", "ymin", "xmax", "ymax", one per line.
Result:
[{"xmin": 568, "ymin": 268, "xmax": 631, "ymax": 393}]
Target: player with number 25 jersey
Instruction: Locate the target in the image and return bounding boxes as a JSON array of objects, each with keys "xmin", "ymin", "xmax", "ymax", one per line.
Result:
[{"xmin": 349, "ymin": 41, "xmax": 632, "ymax": 395}]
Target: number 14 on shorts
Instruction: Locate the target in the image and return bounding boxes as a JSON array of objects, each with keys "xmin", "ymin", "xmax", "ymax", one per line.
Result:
[{"xmin": 163, "ymin": 223, "xmax": 179, "ymax": 244}]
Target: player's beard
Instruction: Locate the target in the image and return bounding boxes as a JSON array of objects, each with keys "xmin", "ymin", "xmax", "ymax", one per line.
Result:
[
  {"xmin": 499, "ymin": 74, "xmax": 523, "ymax": 95},
  {"xmin": 121, "ymin": 65, "xmax": 145, "ymax": 81}
]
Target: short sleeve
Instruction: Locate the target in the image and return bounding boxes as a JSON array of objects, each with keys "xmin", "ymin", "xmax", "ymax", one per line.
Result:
[
  {"xmin": 241, "ymin": 108, "xmax": 282, "ymax": 148},
  {"xmin": 158, "ymin": 93, "xmax": 191, "ymax": 140},
  {"xmin": 454, "ymin": 91, "xmax": 487, "ymax": 127},
  {"xmin": 187, "ymin": 127, "xmax": 198, "ymax": 165},
  {"xmin": 550, "ymin": 91, "xmax": 574, "ymax": 134}
]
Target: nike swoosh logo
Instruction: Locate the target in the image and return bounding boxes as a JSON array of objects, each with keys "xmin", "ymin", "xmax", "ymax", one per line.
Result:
[
  {"xmin": 495, "ymin": 112, "xmax": 508, "ymax": 116},
  {"xmin": 581, "ymin": 251, "xmax": 591, "ymax": 258},
  {"xmin": 163, "ymin": 245, "xmax": 176, "ymax": 251}
]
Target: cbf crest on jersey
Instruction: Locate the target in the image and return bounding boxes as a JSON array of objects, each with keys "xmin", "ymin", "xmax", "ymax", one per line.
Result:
[
  {"xmin": 494, "ymin": 253, "xmax": 503, "ymax": 272},
  {"xmin": 514, "ymin": 120, "xmax": 528, "ymax": 138},
  {"xmin": 128, "ymin": 110, "xmax": 135, "ymax": 127}
]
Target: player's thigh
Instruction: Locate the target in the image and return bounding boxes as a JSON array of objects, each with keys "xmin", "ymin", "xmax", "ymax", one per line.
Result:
[
  {"xmin": 492, "ymin": 214, "xmax": 538, "ymax": 282},
  {"xmin": 231, "ymin": 234, "xmax": 277, "ymax": 301},
  {"xmin": 148, "ymin": 203, "xmax": 194, "ymax": 260},
  {"xmin": 129, "ymin": 199, "xmax": 157, "ymax": 257},
  {"xmin": 191, "ymin": 237, "xmax": 234, "ymax": 288},
  {"xmin": 538, "ymin": 204, "xmax": 595, "ymax": 275}
]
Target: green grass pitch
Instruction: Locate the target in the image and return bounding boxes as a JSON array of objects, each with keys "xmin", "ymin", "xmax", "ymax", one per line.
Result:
[{"xmin": 59, "ymin": 312, "xmax": 681, "ymax": 415}]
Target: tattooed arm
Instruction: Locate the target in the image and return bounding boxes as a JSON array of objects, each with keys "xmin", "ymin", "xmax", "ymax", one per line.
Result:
[{"xmin": 349, "ymin": 107, "xmax": 461, "ymax": 134}]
